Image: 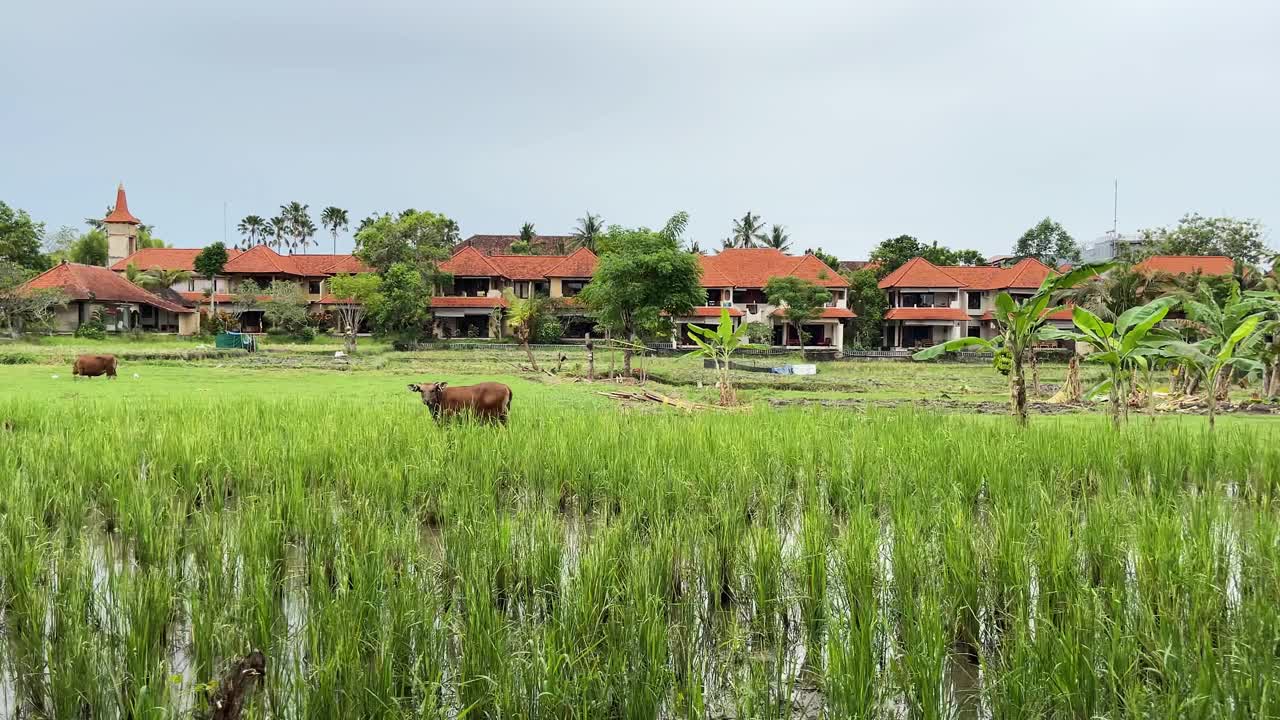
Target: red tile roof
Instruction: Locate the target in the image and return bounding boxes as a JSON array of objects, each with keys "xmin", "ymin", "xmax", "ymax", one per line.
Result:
[
  {"xmin": 699, "ymin": 248, "xmax": 848, "ymax": 289},
  {"xmin": 878, "ymin": 256, "xmax": 1056, "ymax": 291},
  {"xmin": 429, "ymin": 296, "xmax": 508, "ymax": 308},
  {"xmin": 110, "ymin": 248, "xmax": 243, "ymax": 272},
  {"xmin": 22, "ymin": 262, "xmax": 191, "ymax": 313},
  {"xmin": 487, "ymin": 255, "xmax": 564, "ymax": 281},
  {"xmin": 885, "ymin": 307, "xmax": 971, "ymax": 321},
  {"xmin": 112, "ymin": 246, "xmax": 366, "ymax": 276},
  {"xmin": 103, "ymin": 184, "xmax": 141, "ymax": 225},
  {"xmin": 544, "ymin": 247, "xmax": 598, "ymax": 277},
  {"xmin": 773, "ymin": 306, "xmax": 857, "ymax": 319},
  {"xmin": 682, "ymin": 306, "xmax": 745, "ymax": 318},
  {"xmin": 440, "ymin": 246, "xmax": 502, "ymax": 277},
  {"xmin": 178, "ymin": 292, "xmax": 276, "ymax": 304},
  {"xmin": 223, "ymin": 244, "xmax": 307, "ymax": 276},
  {"xmin": 1135, "ymin": 255, "xmax": 1234, "ymax": 276},
  {"xmin": 456, "ymin": 234, "xmax": 576, "ymax": 255}
]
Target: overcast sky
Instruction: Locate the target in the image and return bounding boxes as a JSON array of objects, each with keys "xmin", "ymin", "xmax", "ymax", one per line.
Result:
[{"xmin": 2, "ymin": 0, "xmax": 1277, "ymax": 258}]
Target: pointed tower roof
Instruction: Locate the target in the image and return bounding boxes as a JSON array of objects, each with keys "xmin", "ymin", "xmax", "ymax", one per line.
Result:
[{"xmin": 103, "ymin": 183, "xmax": 141, "ymax": 225}]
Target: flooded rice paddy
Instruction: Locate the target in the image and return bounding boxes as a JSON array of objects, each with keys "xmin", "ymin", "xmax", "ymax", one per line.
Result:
[{"xmin": 2, "ymin": 395, "xmax": 1279, "ymax": 718}]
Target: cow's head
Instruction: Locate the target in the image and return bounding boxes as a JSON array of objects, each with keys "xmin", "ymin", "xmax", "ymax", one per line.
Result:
[{"xmin": 407, "ymin": 382, "xmax": 448, "ymax": 416}]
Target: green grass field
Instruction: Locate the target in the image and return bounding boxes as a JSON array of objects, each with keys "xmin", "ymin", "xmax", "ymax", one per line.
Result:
[{"xmin": 2, "ymin": 339, "xmax": 1279, "ymax": 717}]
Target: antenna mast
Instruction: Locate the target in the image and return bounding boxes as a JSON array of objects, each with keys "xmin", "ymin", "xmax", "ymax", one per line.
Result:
[{"xmin": 1112, "ymin": 179, "xmax": 1118, "ymax": 234}]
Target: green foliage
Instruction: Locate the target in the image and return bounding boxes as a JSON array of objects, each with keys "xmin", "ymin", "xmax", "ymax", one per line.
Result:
[
  {"xmin": 229, "ymin": 281, "xmax": 261, "ymax": 322},
  {"xmin": 74, "ymin": 308, "xmax": 107, "ymax": 339},
  {"xmin": 1014, "ymin": 217, "xmax": 1082, "ymax": 265},
  {"xmin": 0, "ymin": 201, "xmax": 49, "ymax": 271},
  {"xmin": 261, "ymin": 280, "xmax": 309, "ymax": 333},
  {"xmin": 1138, "ymin": 214, "xmax": 1270, "ymax": 264},
  {"xmin": 193, "ymin": 243, "xmax": 229, "ymax": 281},
  {"xmin": 368, "ymin": 262, "xmax": 429, "ymax": 337},
  {"xmin": 868, "ymin": 235, "xmax": 985, "ymax": 276},
  {"xmin": 0, "ymin": 260, "xmax": 65, "ymax": 337},
  {"xmin": 69, "ymin": 230, "xmax": 108, "ymax": 266},
  {"xmin": 136, "ymin": 227, "xmax": 166, "ymax": 249},
  {"xmin": 807, "ymin": 247, "xmax": 840, "ymax": 272},
  {"xmin": 764, "ymin": 225, "xmax": 791, "ymax": 251},
  {"xmin": 725, "ymin": 212, "xmax": 767, "ymax": 249},
  {"xmin": 843, "ymin": 268, "xmax": 888, "ymax": 348},
  {"xmin": 743, "ymin": 321, "xmax": 773, "ymax": 344},
  {"xmin": 765, "ymin": 276, "xmax": 831, "ymax": 340},
  {"xmin": 320, "ymin": 207, "xmax": 349, "ymax": 253},
  {"xmin": 140, "ymin": 268, "xmax": 192, "ymax": 291},
  {"xmin": 573, "ymin": 212, "xmax": 604, "ymax": 252},
  {"xmin": 354, "ymin": 209, "xmax": 457, "ymax": 281},
  {"xmin": 281, "ymin": 201, "xmax": 316, "ymax": 252},
  {"xmin": 534, "ymin": 316, "xmax": 563, "ymax": 344},
  {"xmin": 683, "ymin": 308, "xmax": 752, "ymax": 405},
  {"xmin": 237, "ymin": 215, "xmax": 268, "ymax": 248}
]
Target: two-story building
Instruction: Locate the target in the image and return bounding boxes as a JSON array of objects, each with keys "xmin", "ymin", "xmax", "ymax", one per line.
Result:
[
  {"xmin": 878, "ymin": 256, "xmax": 1066, "ymax": 350},
  {"xmin": 676, "ymin": 248, "xmax": 854, "ymax": 349},
  {"xmin": 432, "ymin": 246, "xmax": 598, "ymax": 338}
]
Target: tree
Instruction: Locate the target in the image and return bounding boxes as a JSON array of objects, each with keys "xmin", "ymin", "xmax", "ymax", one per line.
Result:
[
  {"xmin": 1060, "ymin": 264, "xmax": 1179, "ymax": 323},
  {"xmin": 503, "ymin": 289, "xmax": 548, "ymax": 370},
  {"xmin": 578, "ymin": 221, "xmax": 704, "ymax": 376},
  {"xmin": 914, "ymin": 262, "xmax": 1117, "ymax": 425},
  {"xmin": 727, "ymin": 212, "xmax": 767, "ymax": 248},
  {"xmin": 1163, "ymin": 312, "xmax": 1270, "ymax": 428},
  {"xmin": 141, "ymin": 267, "xmax": 192, "ymax": 292},
  {"xmin": 123, "ymin": 262, "xmax": 146, "ymax": 286},
  {"xmin": 321, "ymin": 207, "xmax": 349, "ymax": 255},
  {"xmin": 0, "ymin": 202, "xmax": 48, "ymax": 271},
  {"xmin": 261, "ymin": 280, "xmax": 309, "ymax": 333},
  {"xmin": 237, "ymin": 215, "xmax": 268, "ymax": 249},
  {"xmin": 69, "ymin": 230, "xmax": 108, "ymax": 266},
  {"xmin": 1014, "ymin": 217, "xmax": 1082, "ymax": 265},
  {"xmin": 368, "ymin": 262, "xmax": 429, "ymax": 337},
  {"xmin": 228, "ymin": 281, "xmax": 261, "ymax": 329},
  {"xmin": 573, "ymin": 212, "xmax": 604, "ymax": 252},
  {"xmin": 136, "ymin": 227, "xmax": 167, "ymax": 249},
  {"xmin": 952, "ymin": 249, "xmax": 988, "ymax": 266},
  {"xmin": 765, "ymin": 276, "xmax": 831, "ymax": 346},
  {"xmin": 42, "ymin": 225, "xmax": 79, "ymax": 263},
  {"xmin": 844, "ymin": 268, "xmax": 889, "ymax": 348},
  {"xmin": 267, "ymin": 216, "xmax": 289, "ymax": 252},
  {"xmin": 354, "ymin": 210, "xmax": 457, "ymax": 284},
  {"xmin": 807, "ymin": 247, "xmax": 840, "ymax": 272},
  {"xmin": 0, "ymin": 260, "xmax": 65, "ymax": 338},
  {"xmin": 868, "ymin": 235, "xmax": 979, "ymax": 275},
  {"xmin": 194, "ymin": 243, "xmax": 229, "ymax": 316},
  {"xmin": 328, "ymin": 273, "xmax": 383, "ymax": 353},
  {"xmin": 684, "ymin": 307, "xmax": 751, "ymax": 405},
  {"xmin": 282, "ymin": 202, "xmax": 316, "ymax": 253},
  {"xmin": 1138, "ymin": 214, "xmax": 1270, "ymax": 264},
  {"xmin": 764, "ymin": 225, "xmax": 791, "ymax": 251}
]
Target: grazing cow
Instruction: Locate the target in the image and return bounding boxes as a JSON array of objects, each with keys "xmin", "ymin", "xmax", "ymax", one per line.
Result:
[
  {"xmin": 407, "ymin": 381, "xmax": 512, "ymax": 424},
  {"xmin": 72, "ymin": 354, "xmax": 117, "ymax": 379}
]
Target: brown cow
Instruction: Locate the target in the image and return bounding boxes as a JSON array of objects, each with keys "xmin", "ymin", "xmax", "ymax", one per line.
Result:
[
  {"xmin": 407, "ymin": 381, "xmax": 512, "ymax": 424},
  {"xmin": 72, "ymin": 354, "xmax": 118, "ymax": 379}
]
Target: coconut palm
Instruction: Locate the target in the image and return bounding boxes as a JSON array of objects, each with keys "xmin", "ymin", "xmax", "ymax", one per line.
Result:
[
  {"xmin": 237, "ymin": 215, "xmax": 268, "ymax": 249},
  {"xmin": 764, "ymin": 224, "xmax": 791, "ymax": 252},
  {"xmin": 727, "ymin": 212, "xmax": 767, "ymax": 248},
  {"xmin": 123, "ymin": 263, "xmax": 146, "ymax": 286},
  {"xmin": 572, "ymin": 212, "xmax": 603, "ymax": 253},
  {"xmin": 321, "ymin": 207, "xmax": 349, "ymax": 255},
  {"xmin": 141, "ymin": 267, "xmax": 194, "ymax": 291}
]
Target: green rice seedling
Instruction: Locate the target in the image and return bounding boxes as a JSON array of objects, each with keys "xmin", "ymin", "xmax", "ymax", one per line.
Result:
[
  {"xmin": 828, "ymin": 505, "xmax": 883, "ymax": 717},
  {"xmin": 796, "ymin": 502, "xmax": 829, "ymax": 674}
]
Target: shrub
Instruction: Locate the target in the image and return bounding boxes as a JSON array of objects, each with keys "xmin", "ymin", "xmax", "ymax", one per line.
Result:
[
  {"xmin": 465, "ymin": 324, "xmax": 481, "ymax": 339},
  {"xmin": 74, "ymin": 309, "xmax": 107, "ymax": 340},
  {"xmin": 0, "ymin": 352, "xmax": 37, "ymax": 365},
  {"xmin": 293, "ymin": 326, "xmax": 318, "ymax": 343},
  {"xmin": 744, "ymin": 322, "xmax": 773, "ymax": 345},
  {"xmin": 535, "ymin": 316, "xmax": 564, "ymax": 344}
]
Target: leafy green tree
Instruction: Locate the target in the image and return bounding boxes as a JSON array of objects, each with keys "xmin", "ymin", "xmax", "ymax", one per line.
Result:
[
  {"xmin": 807, "ymin": 247, "xmax": 840, "ymax": 272},
  {"xmin": 952, "ymin": 249, "xmax": 987, "ymax": 266},
  {"xmin": 765, "ymin": 276, "xmax": 831, "ymax": 346},
  {"xmin": 844, "ymin": 268, "xmax": 889, "ymax": 348},
  {"xmin": 1138, "ymin": 214, "xmax": 1269, "ymax": 264},
  {"xmin": 503, "ymin": 289, "xmax": 548, "ymax": 370},
  {"xmin": 193, "ymin": 243, "xmax": 229, "ymax": 315},
  {"xmin": 261, "ymin": 280, "xmax": 309, "ymax": 333},
  {"xmin": 123, "ymin": 262, "xmax": 146, "ymax": 286},
  {"xmin": 579, "ymin": 222, "xmax": 704, "ymax": 376},
  {"xmin": 727, "ymin": 212, "xmax": 767, "ymax": 249},
  {"xmin": 868, "ymin": 235, "xmax": 982, "ymax": 275},
  {"xmin": 237, "ymin": 215, "xmax": 268, "ymax": 249},
  {"xmin": 915, "ymin": 262, "xmax": 1116, "ymax": 425},
  {"xmin": 0, "ymin": 260, "xmax": 65, "ymax": 338},
  {"xmin": 69, "ymin": 230, "xmax": 108, "ymax": 266},
  {"xmin": 136, "ymin": 227, "xmax": 167, "ymax": 249},
  {"xmin": 0, "ymin": 202, "xmax": 49, "ymax": 271},
  {"xmin": 354, "ymin": 210, "xmax": 456, "ymax": 285},
  {"xmin": 1014, "ymin": 217, "xmax": 1082, "ymax": 265},
  {"xmin": 684, "ymin": 307, "xmax": 751, "ymax": 405},
  {"xmin": 320, "ymin": 207, "xmax": 349, "ymax": 255},
  {"xmin": 573, "ymin": 212, "xmax": 604, "ymax": 252},
  {"xmin": 229, "ymin": 281, "xmax": 261, "ymax": 329},
  {"xmin": 764, "ymin": 225, "xmax": 791, "ymax": 251},
  {"xmin": 41, "ymin": 225, "xmax": 79, "ymax": 263},
  {"xmin": 368, "ymin": 262, "xmax": 429, "ymax": 337},
  {"xmin": 328, "ymin": 273, "xmax": 383, "ymax": 353}
]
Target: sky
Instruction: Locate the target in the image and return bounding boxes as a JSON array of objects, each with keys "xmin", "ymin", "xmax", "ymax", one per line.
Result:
[{"xmin": 2, "ymin": 0, "xmax": 1277, "ymax": 259}]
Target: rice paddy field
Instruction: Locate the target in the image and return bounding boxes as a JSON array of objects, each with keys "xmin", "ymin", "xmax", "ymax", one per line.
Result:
[{"xmin": 2, "ymin": 346, "xmax": 1279, "ymax": 718}]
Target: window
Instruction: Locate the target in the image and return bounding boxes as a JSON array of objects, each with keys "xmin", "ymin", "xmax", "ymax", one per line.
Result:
[
  {"xmin": 308, "ymin": 281, "xmax": 322, "ymax": 294},
  {"xmin": 515, "ymin": 282, "xmax": 529, "ymax": 299},
  {"xmin": 967, "ymin": 325, "xmax": 981, "ymax": 338},
  {"xmin": 562, "ymin": 280, "xmax": 586, "ymax": 297},
  {"xmin": 967, "ymin": 292, "xmax": 982, "ymax": 310},
  {"xmin": 705, "ymin": 289, "xmax": 720, "ymax": 306},
  {"xmin": 187, "ymin": 278, "xmax": 196, "ymax": 291}
]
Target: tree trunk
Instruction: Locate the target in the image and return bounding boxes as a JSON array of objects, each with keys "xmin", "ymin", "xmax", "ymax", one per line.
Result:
[
  {"xmin": 1029, "ymin": 347, "xmax": 1040, "ymax": 398},
  {"xmin": 623, "ymin": 328, "xmax": 635, "ymax": 377},
  {"xmin": 1269, "ymin": 362, "xmax": 1280, "ymax": 399},
  {"xmin": 1207, "ymin": 380, "xmax": 1218, "ymax": 430},
  {"xmin": 1011, "ymin": 351, "xmax": 1028, "ymax": 426},
  {"xmin": 586, "ymin": 335, "xmax": 595, "ymax": 381},
  {"xmin": 1109, "ymin": 367, "xmax": 1122, "ymax": 430},
  {"xmin": 523, "ymin": 330, "xmax": 540, "ymax": 371}
]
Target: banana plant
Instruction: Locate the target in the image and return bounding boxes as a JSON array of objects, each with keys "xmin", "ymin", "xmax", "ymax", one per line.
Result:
[
  {"xmin": 684, "ymin": 308, "xmax": 751, "ymax": 406},
  {"xmin": 1041, "ymin": 296, "xmax": 1177, "ymax": 428},
  {"xmin": 1161, "ymin": 313, "xmax": 1268, "ymax": 428},
  {"xmin": 914, "ymin": 261, "xmax": 1117, "ymax": 425}
]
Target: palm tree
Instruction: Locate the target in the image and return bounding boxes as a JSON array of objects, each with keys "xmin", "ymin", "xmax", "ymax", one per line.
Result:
[
  {"xmin": 503, "ymin": 289, "xmax": 546, "ymax": 370},
  {"xmin": 320, "ymin": 207, "xmax": 349, "ymax": 255},
  {"xmin": 1060, "ymin": 264, "xmax": 1180, "ymax": 323},
  {"xmin": 267, "ymin": 216, "xmax": 289, "ymax": 252},
  {"xmin": 123, "ymin": 263, "xmax": 146, "ymax": 286},
  {"xmin": 573, "ymin": 212, "xmax": 603, "ymax": 252},
  {"xmin": 141, "ymin": 267, "xmax": 193, "ymax": 291},
  {"xmin": 281, "ymin": 202, "xmax": 315, "ymax": 252},
  {"xmin": 520, "ymin": 222, "xmax": 536, "ymax": 244},
  {"xmin": 728, "ymin": 212, "xmax": 767, "ymax": 248},
  {"xmin": 237, "ymin": 215, "xmax": 268, "ymax": 249},
  {"xmin": 764, "ymin": 224, "xmax": 791, "ymax": 252}
]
